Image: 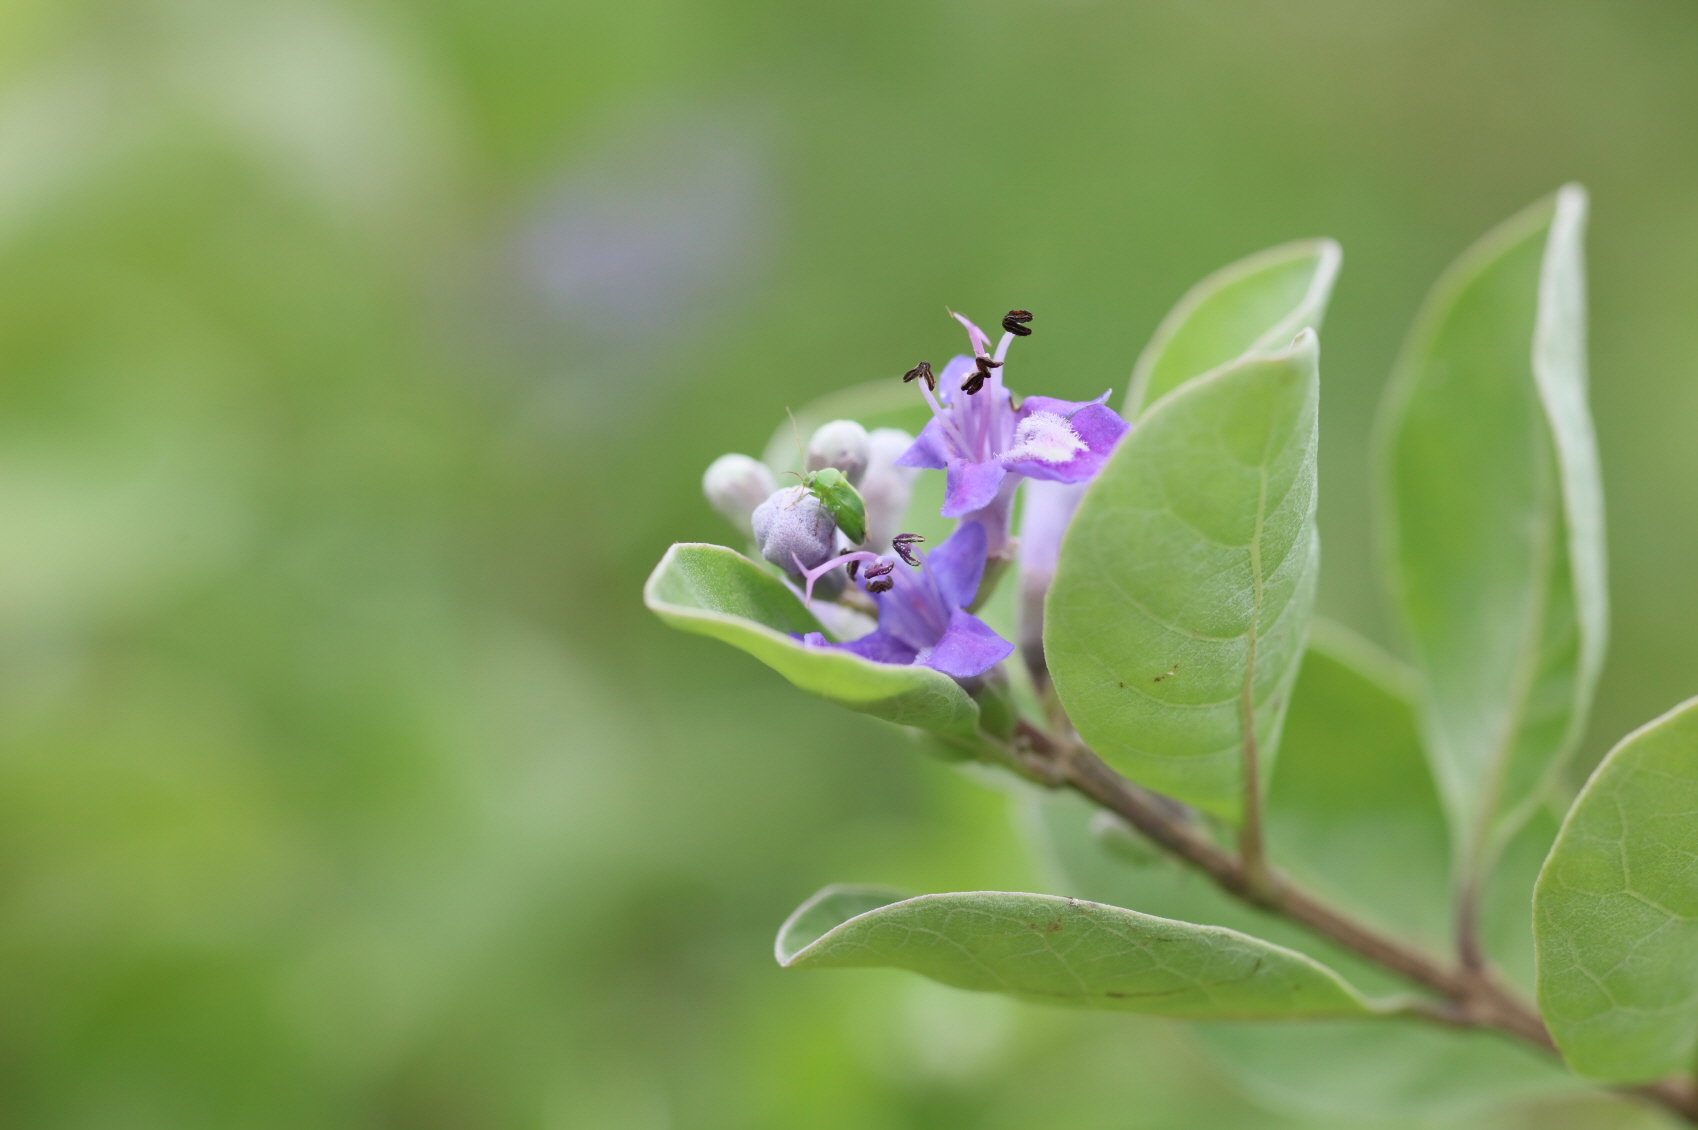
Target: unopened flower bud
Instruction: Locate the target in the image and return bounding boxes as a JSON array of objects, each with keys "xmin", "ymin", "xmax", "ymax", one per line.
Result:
[
  {"xmin": 805, "ymin": 420, "xmax": 871, "ymax": 486},
  {"xmin": 703, "ymin": 454, "xmax": 777, "ymax": 537},
  {"xmin": 859, "ymin": 427, "xmax": 920, "ymax": 551},
  {"xmin": 752, "ymin": 486, "xmax": 838, "ymax": 576}
]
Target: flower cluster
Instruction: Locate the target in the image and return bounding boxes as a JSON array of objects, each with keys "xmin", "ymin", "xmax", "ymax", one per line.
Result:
[{"xmin": 702, "ymin": 309, "xmax": 1129, "ymax": 681}]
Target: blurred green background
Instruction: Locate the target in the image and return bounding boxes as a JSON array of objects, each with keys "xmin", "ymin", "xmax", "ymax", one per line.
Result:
[{"xmin": 1, "ymin": 0, "xmax": 1696, "ymax": 1126}]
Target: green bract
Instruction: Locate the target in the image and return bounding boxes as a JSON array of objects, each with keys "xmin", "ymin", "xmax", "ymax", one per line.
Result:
[
  {"xmin": 1376, "ymin": 185, "xmax": 1605, "ymax": 880},
  {"xmin": 643, "ymin": 543, "xmax": 979, "ymax": 737},
  {"xmin": 1534, "ymin": 695, "xmax": 1698, "ymax": 1082},
  {"xmin": 1045, "ymin": 330, "xmax": 1320, "ymax": 820},
  {"xmin": 777, "ymin": 887, "xmax": 1380, "ymax": 1019}
]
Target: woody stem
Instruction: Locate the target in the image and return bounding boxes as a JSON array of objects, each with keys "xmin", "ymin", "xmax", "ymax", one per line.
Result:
[{"xmin": 1006, "ymin": 721, "xmax": 1698, "ymax": 1125}]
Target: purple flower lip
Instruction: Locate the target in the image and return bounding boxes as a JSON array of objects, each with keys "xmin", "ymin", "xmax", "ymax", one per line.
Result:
[
  {"xmin": 793, "ymin": 522, "xmax": 1013, "ymax": 680},
  {"xmin": 894, "ymin": 312, "xmax": 1131, "ymax": 522}
]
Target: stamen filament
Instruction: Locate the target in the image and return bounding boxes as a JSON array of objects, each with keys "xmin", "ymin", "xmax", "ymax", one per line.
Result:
[
  {"xmin": 918, "ymin": 374, "xmax": 973, "ymax": 455},
  {"xmin": 795, "ymin": 551, "xmax": 884, "ymax": 604},
  {"xmin": 990, "ymin": 331, "xmax": 1018, "ymax": 402}
]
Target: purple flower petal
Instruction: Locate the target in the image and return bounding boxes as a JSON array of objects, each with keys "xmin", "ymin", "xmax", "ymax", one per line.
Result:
[
  {"xmin": 896, "ymin": 416, "xmax": 951, "ymax": 470},
  {"xmin": 1016, "ymin": 393, "xmax": 1109, "ymax": 418},
  {"xmin": 935, "ymin": 355, "xmax": 976, "ymax": 401},
  {"xmin": 871, "ymin": 564, "xmax": 951, "ymax": 653},
  {"xmin": 925, "ymin": 521, "xmax": 988, "ymax": 611},
  {"xmin": 838, "ymin": 629, "xmax": 920, "ymax": 665},
  {"xmin": 920, "ymin": 610, "xmax": 1014, "ymax": 678},
  {"xmin": 797, "ymin": 626, "xmax": 921, "ymax": 665},
  {"xmin": 1005, "ymin": 395, "xmax": 1130, "ymax": 483},
  {"xmin": 941, "ymin": 457, "xmax": 1008, "ymax": 517}
]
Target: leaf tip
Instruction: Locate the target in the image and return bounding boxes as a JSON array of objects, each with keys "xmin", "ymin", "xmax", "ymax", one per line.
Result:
[{"xmin": 775, "ymin": 884, "xmax": 908, "ymax": 967}]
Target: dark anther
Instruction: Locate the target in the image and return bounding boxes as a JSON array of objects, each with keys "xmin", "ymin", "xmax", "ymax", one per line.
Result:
[
  {"xmin": 1002, "ymin": 309, "xmax": 1034, "ymax": 337},
  {"xmin": 960, "ymin": 356, "xmax": 1003, "ymax": 395},
  {"xmin": 863, "ymin": 559, "xmax": 895, "ymax": 579},
  {"xmin": 866, "ymin": 576, "xmax": 895, "ymax": 594},
  {"xmin": 902, "ymin": 361, "xmax": 936, "ymax": 392},
  {"xmin": 838, "ymin": 548, "xmax": 860, "ymax": 581},
  {"xmin": 891, "ymin": 533, "xmax": 924, "ymax": 567}
]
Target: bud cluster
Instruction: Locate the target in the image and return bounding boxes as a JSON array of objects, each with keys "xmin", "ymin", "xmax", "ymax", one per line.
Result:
[{"xmin": 701, "ymin": 418, "xmax": 921, "ymax": 582}]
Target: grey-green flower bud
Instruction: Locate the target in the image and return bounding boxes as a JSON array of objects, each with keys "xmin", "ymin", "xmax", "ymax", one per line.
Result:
[
  {"xmin": 751, "ymin": 486, "xmax": 838, "ymax": 575},
  {"xmin": 702, "ymin": 453, "xmax": 777, "ymax": 537},
  {"xmin": 804, "ymin": 419, "xmax": 871, "ymax": 486},
  {"xmin": 859, "ymin": 427, "xmax": 920, "ymax": 551}
]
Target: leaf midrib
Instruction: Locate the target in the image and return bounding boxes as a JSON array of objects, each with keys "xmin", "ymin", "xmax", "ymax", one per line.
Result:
[
  {"xmin": 1238, "ymin": 438, "xmax": 1274, "ymax": 820},
  {"xmin": 1464, "ymin": 423, "xmax": 1563, "ymax": 878}
]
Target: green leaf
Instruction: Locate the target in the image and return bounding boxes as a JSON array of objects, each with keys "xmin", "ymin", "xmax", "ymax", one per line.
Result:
[
  {"xmin": 1260, "ymin": 620, "xmax": 1452, "ymax": 950},
  {"xmin": 1199, "ymin": 1021, "xmax": 1584, "ymax": 1121},
  {"xmin": 1125, "ymin": 238, "xmax": 1340, "ymax": 419},
  {"xmin": 777, "ymin": 887, "xmax": 1378, "ymax": 1019},
  {"xmin": 1032, "ymin": 624, "xmax": 1444, "ymax": 963},
  {"xmin": 644, "ymin": 543, "xmax": 979, "ymax": 737},
  {"xmin": 1533, "ymin": 695, "xmax": 1698, "ymax": 1082},
  {"xmin": 774, "ymin": 884, "xmax": 909, "ymax": 962},
  {"xmin": 1033, "ymin": 624, "xmax": 1577, "ymax": 1118},
  {"xmin": 1376, "ymin": 185, "xmax": 1605, "ymax": 877},
  {"xmin": 1046, "ymin": 331, "xmax": 1320, "ymax": 820}
]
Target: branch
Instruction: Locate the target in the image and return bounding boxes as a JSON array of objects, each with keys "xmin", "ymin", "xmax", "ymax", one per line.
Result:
[{"xmin": 1008, "ymin": 721, "xmax": 1698, "ymax": 1125}]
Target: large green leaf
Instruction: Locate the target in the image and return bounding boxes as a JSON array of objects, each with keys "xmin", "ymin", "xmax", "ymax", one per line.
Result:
[
  {"xmin": 1125, "ymin": 238, "xmax": 1340, "ymax": 419},
  {"xmin": 1259, "ymin": 621, "xmax": 1452, "ymax": 949},
  {"xmin": 1032, "ymin": 624, "xmax": 1577, "ymax": 1119},
  {"xmin": 1198, "ymin": 1021, "xmax": 1584, "ymax": 1122},
  {"xmin": 1376, "ymin": 185, "xmax": 1605, "ymax": 878},
  {"xmin": 777, "ymin": 886, "xmax": 1377, "ymax": 1019},
  {"xmin": 1534, "ymin": 695, "xmax": 1698, "ymax": 1082},
  {"xmin": 644, "ymin": 542, "xmax": 979, "ymax": 737},
  {"xmin": 1046, "ymin": 331, "xmax": 1320, "ymax": 819}
]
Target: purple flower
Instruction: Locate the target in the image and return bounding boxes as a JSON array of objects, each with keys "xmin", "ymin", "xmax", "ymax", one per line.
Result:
[
  {"xmin": 1017, "ymin": 478, "xmax": 1090, "ymax": 680},
  {"xmin": 796, "ymin": 522, "xmax": 1013, "ymax": 680},
  {"xmin": 895, "ymin": 312, "xmax": 1130, "ymax": 554}
]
